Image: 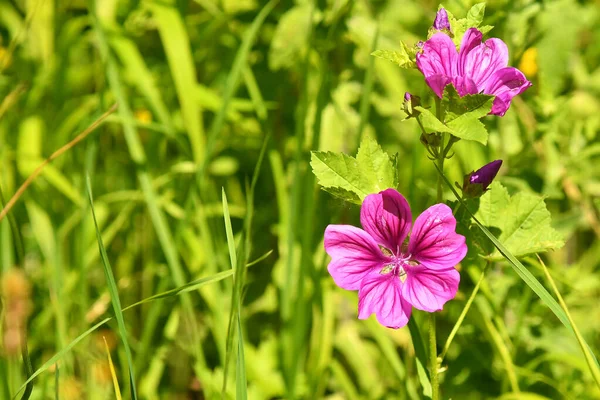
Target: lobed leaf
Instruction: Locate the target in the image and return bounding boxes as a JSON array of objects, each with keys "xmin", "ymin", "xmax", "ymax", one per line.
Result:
[
  {"xmin": 474, "ymin": 182, "xmax": 564, "ymax": 258},
  {"xmin": 311, "ymin": 136, "xmax": 396, "ymax": 203},
  {"xmin": 371, "ymin": 43, "xmax": 416, "ymax": 69}
]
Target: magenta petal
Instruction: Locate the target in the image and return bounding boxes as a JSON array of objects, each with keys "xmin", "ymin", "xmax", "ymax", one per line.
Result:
[
  {"xmin": 452, "ymin": 76, "xmax": 479, "ymax": 96},
  {"xmin": 425, "ymin": 74, "xmax": 453, "ymax": 98},
  {"xmin": 408, "ymin": 204, "xmax": 467, "ymax": 270},
  {"xmin": 458, "ymin": 37, "xmax": 509, "ymax": 90},
  {"xmin": 458, "ymin": 28, "xmax": 483, "ymax": 58},
  {"xmin": 483, "ymin": 67, "xmax": 532, "ymax": 116},
  {"xmin": 401, "ymin": 267, "xmax": 460, "ymax": 312},
  {"xmin": 417, "ymin": 32, "xmax": 458, "ymax": 81},
  {"xmin": 358, "ymin": 272, "xmax": 412, "ymax": 329},
  {"xmin": 360, "ymin": 189, "xmax": 412, "ymax": 254},
  {"xmin": 324, "ymin": 225, "xmax": 388, "ymax": 290}
]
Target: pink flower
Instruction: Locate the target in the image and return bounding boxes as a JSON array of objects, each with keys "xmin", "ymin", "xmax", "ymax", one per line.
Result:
[
  {"xmin": 416, "ymin": 28, "xmax": 532, "ymax": 116},
  {"xmin": 324, "ymin": 189, "xmax": 467, "ymax": 329}
]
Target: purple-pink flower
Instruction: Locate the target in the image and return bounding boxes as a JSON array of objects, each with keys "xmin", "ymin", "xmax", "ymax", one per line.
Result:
[
  {"xmin": 463, "ymin": 159, "xmax": 502, "ymax": 197},
  {"xmin": 324, "ymin": 189, "xmax": 467, "ymax": 329},
  {"xmin": 416, "ymin": 28, "xmax": 532, "ymax": 116}
]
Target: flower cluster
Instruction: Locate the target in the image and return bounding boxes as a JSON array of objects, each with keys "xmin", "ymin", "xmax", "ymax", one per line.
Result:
[
  {"xmin": 324, "ymin": 189, "xmax": 467, "ymax": 328},
  {"xmin": 417, "ymin": 9, "xmax": 531, "ymax": 116}
]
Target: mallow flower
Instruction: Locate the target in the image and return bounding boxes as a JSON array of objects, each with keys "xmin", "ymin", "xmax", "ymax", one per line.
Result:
[
  {"xmin": 416, "ymin": 28, "xmax": 532, "ymax": 116},
  {"xmin": 324, "ymin": 189, "xmax": 467, "ymax": 329}
]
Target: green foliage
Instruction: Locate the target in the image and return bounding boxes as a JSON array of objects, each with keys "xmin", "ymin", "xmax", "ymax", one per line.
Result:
[
  {"xmin": 371, "ymin": 42, "xmax": 417, "ymax": 69},
  {"xmin": 475, "ymin": 182, "xmax": 564, "ymax": 258},
  {"xmin": 1, "ymin": 0, "xmax": 600, "ymax": 399},
  {"xmin": 311, "ymin": 136, "xmax": 397, "ymax": 203},
  {"xmin": 445, "ymin": 3, "xmax": 493, "ymax": 45},
  {"xmin": 415, "ymin": 86, "xmax": 493, "ymax": 144}
]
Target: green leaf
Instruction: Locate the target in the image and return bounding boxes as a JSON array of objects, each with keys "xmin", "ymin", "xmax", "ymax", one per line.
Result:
[
  {"xmin": 415, "ymin": 88, "xmax": 492, "ymax": 144},
  {"xmin": 87, "ymin": 177, "xmax": 138, "ymax": 400},
  {"xmin": 434, "ymin": 164, "xmax": 600, "ymax": 371},
  {"xmin": 311, "ymin": 136, "xmax": 395, "ymax": 202},
  {"xmin": 371, "ymin": 43, "xmax": 416, "ymax": 69},
  {"xmin": 355, "ymin": 135, "xmax": 396, "ymax": 192},
  {"xmin": 442, "ymin": 86, "xmax": 494, "ymax": 118},
  {"xmin": 466, "ymin": 3, "xmax": 486, "ymax": 27},
  {"xmin": 474, "ymin": 182, "xmax": 565, "ymax": 258},
  {"xmin": 407, "ymin": 319, "xmax": 432, "ymax": 399},
  {"xmin": 414, "ymin": 107, "xmax": 453, "ymax": 134},
  {"xmin": 446, "ymin": 115, "xmax": 489, "ymax": 144},
  {"xmin": 446, "ymin": 3, "xmax": 492, "ymax": 46},
  {"xmin": 442, "ymin": 86, "xmax": 494, "ymax": 144}
]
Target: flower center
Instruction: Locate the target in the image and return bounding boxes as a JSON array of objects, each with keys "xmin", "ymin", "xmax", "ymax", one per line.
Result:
[{"xmin": 379, "ymin": 252, "xmax": 418, "ymax": 283}]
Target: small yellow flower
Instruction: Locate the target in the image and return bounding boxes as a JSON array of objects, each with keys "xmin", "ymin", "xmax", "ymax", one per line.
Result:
[
  {"xmin": 519, "ymin": 47, "xmax": 538, "ymax": 78},
  {"xmin": 134, "ymin": 108, "xmax": 152, "ymax": 124}
]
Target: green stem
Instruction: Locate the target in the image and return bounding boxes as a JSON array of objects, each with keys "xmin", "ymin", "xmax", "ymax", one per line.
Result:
[
  {"xmin": 429, "ymin": 313, "xmax": 439, "ymax": 400},
  {"xmin": 439, "ymin": 262, "xmax": 490, "ymax": 362},
  {"xmin": 430, "ymin": 96, "xmax": 445, "ymax": 400}
]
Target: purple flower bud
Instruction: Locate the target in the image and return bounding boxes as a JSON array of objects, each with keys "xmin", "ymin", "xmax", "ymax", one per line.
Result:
[
  {"xmin": 462, "ymin": 160, "xmax": 502, "ymax": 198},
  {"xmin": 433, "ymin": 8, "xmax": 451, "ymax": 31},
  {"xmin": 404, "ymin": 92, "xmax": 412, "ymax": 102}
]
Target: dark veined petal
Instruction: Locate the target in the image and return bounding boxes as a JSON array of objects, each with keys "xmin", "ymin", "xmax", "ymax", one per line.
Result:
[
  {"xmin": 458, "ymin": 32, "xmax": 509, "ymax": 90},
  {"xmin": 425, "ymin": 74, "xmax": 453, "ymax": 98},
  {"xmin": 408, "ymin": 204, "xmax": 467, "ymax": 270},
  {"xmin": 358, "ymin": 271, "xmax": 413, "ymax": 329},
  {"xmin": 417, "ymin": 33, "xmax": 458, "ymax": 96},
  {"xmin": 360, "ymin": 189, "xmax": 412, "ymax": 255},
  {"xmin": 483, "ymin": 67, "xmax": 532, "ymax": 116},
  {"xmin": 324, "ymin": 225, "xmax": 389, "ymax": 290},
  {"xmin": 401, "ymin": 266, "xmax": 460, "ymax": 312},
  {"xmin": 452, "ymin": 76, "xmax": 479, "ymax": 97}
]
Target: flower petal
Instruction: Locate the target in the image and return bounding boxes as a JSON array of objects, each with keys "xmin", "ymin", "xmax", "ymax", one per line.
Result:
[
  {"xmin": 417, "ymin": 33, "xmax": 458, "ymax": 95},
  {"xmin": 358, "ymin": 272, "xmax": 412, "ymax": 329},
  {"xmin": 452, "ymin": 76, "xmax": 479, "ymax": 96},
  {"xmin": 483, "ymin": 67, "xmax": 532, "ymax": 116},
  {"xmin": 425, "ymin": 75, "xmax": 453, "ymax": 98},
  {"xmin": 458, "ymin": 28, "xmax": 483, "ymax": 59},
  {"xmin": 459, "ymin": 34, "xmax": 509, "ymax": 90},
  {"xmin": 360, "ymin": 189, "xmax": 412, "ymax": 254},
  {"xmin": 402, "ymin": 266, "xmax": 460, "ymax": 312},
  {"xmin": 325, "ymin": 225, "xmax": 389, "ymax": 290},
  {"xmin": 408, "ymin": 204, "xmax": 467, "ymax": 270}
]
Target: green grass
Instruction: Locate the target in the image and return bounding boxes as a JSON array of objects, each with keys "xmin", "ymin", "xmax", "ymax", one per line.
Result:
[{"xmin": 1, "ymin": 0, "xmax": 600, "ymax": 399}]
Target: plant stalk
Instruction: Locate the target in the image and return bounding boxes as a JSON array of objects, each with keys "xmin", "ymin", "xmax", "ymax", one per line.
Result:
[{"xmin": 430, "ymin": 96, "xmax": 446, "ymax": 400}]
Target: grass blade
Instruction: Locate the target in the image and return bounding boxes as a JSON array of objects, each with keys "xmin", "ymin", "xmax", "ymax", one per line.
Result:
[
  {"xmin": 433, "ymin": 162, "xmax": 600, "ymax": 368},
  {"xmin": 537, "ymin": 255, "xmax": 600, "ymax": 388},
  {"xmin": 148, "ymin": 0, "xmax": 205, "ymax": 163},
  {"xmin": 86, "ymin": 176, "xmax": 138, "ymax": 400},
  {"xmin": 11, "ymin": 251, "xmax": 272, "ymax": 398},
  {"xmin": 408, "ymin": 318, "xmax": 432, "ymax": 399},
  {"xmin": 201, "ymin": 0, "xmax": 278, "ymax": 174},
  {"xmin": 104, "ymin": 337, "xmax": 123, "ymax": 400}
]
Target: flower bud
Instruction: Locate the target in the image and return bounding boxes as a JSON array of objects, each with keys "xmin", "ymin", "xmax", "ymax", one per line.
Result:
[
  {"xmin": 433, "ymin": 8, "xmax": 451, "ymax": 32},
  {"xmin": 403, "ymin": 92, "xmax": 421, "ymax": 118},
  {"xmin": 462, "ymin": 160, "xmax": 502, "ymax": 198}
]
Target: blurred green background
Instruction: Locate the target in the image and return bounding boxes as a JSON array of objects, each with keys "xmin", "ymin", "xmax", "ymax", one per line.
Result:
[{"xmin": 1, "ymin": 0, "xmax": 599, "ymax": 398}]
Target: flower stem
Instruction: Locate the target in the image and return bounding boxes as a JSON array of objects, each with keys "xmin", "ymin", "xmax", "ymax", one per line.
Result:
[
  {"xmin": 430, "ymin": 96, "xmax": 445, "ymax": 400},
  {"xmin": 429, "ymin": 313, "xmax": 439, "ymax": 400},
  {"xmin": 439, "ymin": 261, "xmax": 490, "ymax": 362}
]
